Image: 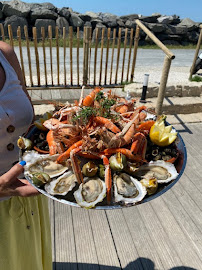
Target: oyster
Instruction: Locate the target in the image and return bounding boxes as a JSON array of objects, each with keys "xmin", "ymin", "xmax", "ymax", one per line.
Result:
[
  {"xmin": 25, "ymin": 153, "xmax": 68, "ymax": 178},
  {"xmin": 45, "ymin": 171, "xmax": 77, "ymax": 196},
  {"xmin": 74, "ymin": 177, "xmax": 106, "ymax": 208},
  {"xmin": 134, "ymin": 160, "xmax": 178, "ymax": 184},
  {"xmin": 114, "ymin": 173, "xmax": 147, "ymax": 204},
  {"xmin": 31, "ymin": 172, "xmax": 51, "ymax": 187},
  {"xmin": 140, "ymin": 178, "xmax": 158, "ymax": 195}
]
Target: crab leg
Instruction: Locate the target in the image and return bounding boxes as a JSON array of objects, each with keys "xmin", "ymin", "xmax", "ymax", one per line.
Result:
[
  {"xmin": 56, "ymin": 140, "xmax": 83, "ymax": 163},
  {"xmin": 101, "ymin": 155, "xmax": 112, "ymax": 205},
  {"xmin": 70, "ymin": 147, "xmax": 83, "ymax": 184},
  {"xmin": 130, "ymin": 132, "xmax": 147, "ymax": 160}
]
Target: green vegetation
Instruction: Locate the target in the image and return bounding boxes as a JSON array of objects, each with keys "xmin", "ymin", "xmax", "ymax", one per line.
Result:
[
  {"xmin": 190, "ymin": 75, "xmax": 202, "ymax": 82},
  {"xmin": 5, "ymin": 37, "xmax": 197, "ymax": 50}
]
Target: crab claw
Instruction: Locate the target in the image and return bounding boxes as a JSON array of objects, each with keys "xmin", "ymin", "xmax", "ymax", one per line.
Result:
[{"xmin": 130, "ymin": 132, "xmax": 147, "ymax": 161}]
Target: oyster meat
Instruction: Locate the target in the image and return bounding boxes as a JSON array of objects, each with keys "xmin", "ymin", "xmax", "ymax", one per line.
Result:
[
  {"xmin": 45, "ymin": 171, "xmax": 77, "ymax": 196},
  {"xmin": 134, "ymin": 160, "xmax": 179, "ymax": 184},
  {"xmin": 114, "ymin": 173, "xmax": 147, "ymax": 204},
  {"xmin": 74, "ymin": 177, "xmax": 106, "ymax": 208},
  {"xmin": 24, "ymin": 152, "xmax": 68, "ymax": 178}
]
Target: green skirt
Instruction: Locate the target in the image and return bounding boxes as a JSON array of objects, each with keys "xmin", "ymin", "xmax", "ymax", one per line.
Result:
[{"xmin": 0, "ymin": 195, "xmax": 52, "ymax": 270}]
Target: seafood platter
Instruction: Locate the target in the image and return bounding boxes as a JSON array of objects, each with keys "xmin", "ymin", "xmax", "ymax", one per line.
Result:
[{"xmin": 18, "ymin": 88, "xmax": 187, "ymax": 209}]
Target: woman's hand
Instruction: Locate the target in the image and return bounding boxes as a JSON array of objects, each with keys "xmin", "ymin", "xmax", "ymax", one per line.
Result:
[{"xmin": 0, "ymin": 162, "xmax": 39, "ymax": 197}]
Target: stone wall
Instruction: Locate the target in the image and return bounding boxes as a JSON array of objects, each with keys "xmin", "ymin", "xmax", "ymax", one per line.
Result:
[{"xmin": 0, "ymin": 0, "xmax": 201, "ymax": 45}]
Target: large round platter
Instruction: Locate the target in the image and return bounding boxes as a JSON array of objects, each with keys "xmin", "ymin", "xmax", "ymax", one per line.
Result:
[{"xmin": 20, "ymin": 125, "xmax": 187, "ymax": 210}]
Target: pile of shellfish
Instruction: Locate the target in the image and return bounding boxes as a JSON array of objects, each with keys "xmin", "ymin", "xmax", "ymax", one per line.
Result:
[{"xmin": 19, "ymin": 88, "xmax": 181, "ymax": 209}]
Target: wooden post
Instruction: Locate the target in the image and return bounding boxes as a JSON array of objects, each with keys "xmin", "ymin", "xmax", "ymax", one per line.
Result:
[
  {"xmin": 189, "ymin": 25, "xmax": 202, "ymax": 79},
  {"xmin": 94, "ymin": 28, "xmax": 99, "ymax": 85},
  {"xmin": 63, "ymin": 27, "xmax": 67, "ymax": 86},
  {"xmin": 121, "ymin": 28, "xmax": 128, "ymax": 83},
  {"xmin": 156, "ymin": 56, "xmax": 172, "ymax": 115},
  {"xmin": 0, "ymin": 23, "xmax": 5, "ymax": 41},
  {"xmin": 99, "ymin": 28, "xmax": 105, "ymax": 85},
  {"xmin": 32, "ymin": 27, "xmax": 40, "ymax": 86},
  {"xmin": 88, "ymin": 27, "xmax": 92, "ymax": 84},
  {"xmin": 115, "ymin": 28, "xmax": 122, "ymax": 84},
  {"xmin": 55, "ymin": 26, "xmax": 60, "ymax": 85},
  {"xmin": 104, "ymin": 28, "xmax": 111, "ymax": 85},
  {"xmin": 77, "ymin": 27, "xmax": 80, "ymax": 86},
  {"xmin": 110, "ymin": 28, "xmax": 116, "ymax": 85},
  {"xmin": 24, "ymin": 25, "xmax": 33, "ymax": 87},
  {"xmin": 69, "ymin": 26, "xmax": 73, "ymax": 85},
  {"xmin": 83, "ymin": 27, "xmax": 90, "ymax": 85},
  {"xmin": 126, "ymin": 28, "xmax": 134, "ymax": 82},
  {"xmin": 8, "ymin": 25, "xmax": 14, "ymax": 48},
  {"xmin": 48, "ymin": 25, "xmax": 53, "ymax": 86},
  {"xmin": 41, "ymin": 27, "xmax": 47, "ymax": 86},
  {"xmin": 130, "ymin": 25, "xmax": 140, "ymax": 82},
  {"xmin": 17, "ymin": 26, "xmax": 26, "ymax": 86}
]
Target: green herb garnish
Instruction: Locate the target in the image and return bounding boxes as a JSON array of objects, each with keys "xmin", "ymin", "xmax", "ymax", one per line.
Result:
[{"xmin": 72, "ymin": 107, "xmax": 96, "ymax": 124}]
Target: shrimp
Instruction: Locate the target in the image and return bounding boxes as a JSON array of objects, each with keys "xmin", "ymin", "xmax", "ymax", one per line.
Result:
[
  {"xmin": 83, "ymin": 87, "xmax": 101, "ymax": 107},
  {"xmin": 57, "ymin": 140, "xmax": 83, "ymax": 163},
  {"xmin": 46, "ymin": 130, "xmax": 64, "ymax": 155},
  {"xmin": 94, "ymin": 116, "xmax": 121, "ymax": 133}
]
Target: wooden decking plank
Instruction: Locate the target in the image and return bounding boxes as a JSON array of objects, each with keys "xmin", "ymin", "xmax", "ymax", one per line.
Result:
[
  {"xmin": 151, "ymin": 192, "xmax": 202, "ymax": 268},
  {"xmin": 106, "ymin": 209, "xmax": 142, "ymax": 269},
  {"xmin": 136, "ymin": 202, "xmax": 183, "ymax": 268},
  {"xmin": 122, "ymin": 206, "xmax": 164, "ymax": 270},
  {"xmin": 162, "ymin": 188, "xmax": 202, "ymax": 262},
  {"xmin": 72, "ymin": 207, "xmax": 99, "ymax": 269},
  {"xmin": 54, "ymin": 202, "xmax": 77, "ymax": 269},
  {"xmin": 48, "ymin": 199, "xmax": 55, "ymax": 263},
  {"xmin": 88, "ymin": 210, "xmax": 121, "ymax": 269}
]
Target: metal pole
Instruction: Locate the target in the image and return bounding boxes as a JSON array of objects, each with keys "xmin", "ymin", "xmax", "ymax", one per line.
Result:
[{"xmin": 156, "ymin": 56, "xmax": 172, "ymax": 115}]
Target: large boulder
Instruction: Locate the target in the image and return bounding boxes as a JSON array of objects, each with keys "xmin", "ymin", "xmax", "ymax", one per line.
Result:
[
  {"xmin": 102, "ymin": 17, "xmax": 117, "ymax": 28},
  {"xmin": 4, "ymin": 15, "xmax": 28, "ymax": 37},
  {"xmin": 144, "ymin": 22, "xmax": 166, "ymax": 33},
  {"xmin": 35, "ymin": 19, "xmax": 56, "ymax": 38},
  {"xmin": 85, "ymin": 11, "xmax": 99, "ymax": 19},
  {"xmin": 157, "ymin": 15, "xmax": 180, "ymax": 25},
  {"xmin": 139, "ymin": 14, "xmax": 160, "ymax": 23},
  {"xmin": 187, "ymin": 31, "xmax": 199, "ymax": 43},
  {"xmin": 165, "ymin": 25, "xmax": 188, "ymax": 35},
  {"xmin": 117, "ymin": 19, "xmax": 125, "ymax": 27},
  {"xmin": 29, "ymin": 2, "xmax": 56, "ymax": 11},
  {"xmin": 56, "ymin": 17, "xmax": 69, "ymax": 36},
  {"xmin": 120, "ymin": 14, "xmax": 139, "ymax": 22},
  {"xmin": 0, "ymin": 9, "xmax": 3, "ymax": 20},
  {"xmin": 2, "ymin": 0, "xmax": 30, "ymax": 17},
  {"xmin": 178, "ymin": 18, "xmax": 199, "ymax": 31},
  {"xmin": 58, "ymin": 7, "xmax": 70, "ymax": 20},
  {"xmin": 30, "ymin": 8, "xmax": 58, "ymax": 21},
  {"xmin": 69, "ymin": 12, "xmax": 84, "ymax": 29},
  {"xmin": 90, "ymin": 18, "xmax": 103, "ymax": 28},
  {"xmin": 125, "ymin": 20, "xmax": 136, "ymax": 29},
  {"xmin": 79, "ymin": 14, "xmax": 91, "ymax": 22}
]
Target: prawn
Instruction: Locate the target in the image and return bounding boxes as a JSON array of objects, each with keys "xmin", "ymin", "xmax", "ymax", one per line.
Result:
[
  {"xmin": 83, "ymin": 87, "xmax": 101, "ymax": 107},
  {"xmin": 94, "ymin": 116, "xmax": 121, "ymax": 134},
  {"xmin": 56, "ymin": 140, "xmax": 83, "ymax": 163}
]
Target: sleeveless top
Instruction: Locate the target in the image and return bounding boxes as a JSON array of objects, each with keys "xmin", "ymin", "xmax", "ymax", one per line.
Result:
[{"xmin": 0, "ymin": 49, "xmax": 33, "ymax": 175}]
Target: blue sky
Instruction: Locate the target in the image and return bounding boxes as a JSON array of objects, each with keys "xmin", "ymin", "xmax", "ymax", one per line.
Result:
[{"xmin": 25, "ymin": 0, "xmax": 201, "ymax": 22}]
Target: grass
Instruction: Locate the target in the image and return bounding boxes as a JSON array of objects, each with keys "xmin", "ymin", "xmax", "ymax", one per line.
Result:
[
  {"xmin": 7, "ymin": 37, "xmax": 197, "ymax": 50},
  {"xmin": 190, "ymin": 75, "xmax": 202, "ymax": 82}
]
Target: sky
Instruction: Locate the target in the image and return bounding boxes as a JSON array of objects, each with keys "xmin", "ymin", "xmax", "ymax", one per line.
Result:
[{"xmin": 24, "ymin": 0, "xmax": 201, "ymax": 22}]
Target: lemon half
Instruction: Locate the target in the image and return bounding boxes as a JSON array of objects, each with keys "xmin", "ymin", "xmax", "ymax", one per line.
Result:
[{"xmin": 149, "ymin": 118, "xmax": 177, "ymax": 147}]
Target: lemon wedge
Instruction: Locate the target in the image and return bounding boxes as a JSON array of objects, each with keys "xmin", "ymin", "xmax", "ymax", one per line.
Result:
[
  {"xmin": 149, "ymin": 116, "xmax": 177, "ymax": 147},
  {"xmin": 34, "ymin": 112, "xmax": 53, "ymax": 131}
]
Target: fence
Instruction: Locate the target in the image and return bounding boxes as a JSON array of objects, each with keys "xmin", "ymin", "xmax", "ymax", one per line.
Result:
[{"xmin": 0, "ymin": 19, "xmax": 175, "ymax": 115}]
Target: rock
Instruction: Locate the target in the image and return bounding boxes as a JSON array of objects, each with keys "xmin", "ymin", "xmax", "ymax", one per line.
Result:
[
  {"xmin": 84, "ymin": 21, "xmax": 92, "ymax": 27},
  {"xmin": 92, "ymin": 26, "xmax": 111, "ymax": 43},
  {"xmin": 157, "ymin": 15, "xmax": 180, "ymax": 25},
  {"xmin": 2, "ymin": 0, "xmax": 30, "ymax": 17},
  {"xmin": 102, "ymin": 17, "xmax": 117, "ymax": 28},
  {"xmin": 125, "ymin": 20, "xmax": 136, "ymax": 29},
  {"xmin": 56, "ymin": 17, "xmax": 69, "ymax": 36},
  {"xmin": 99, "ymin": 12, "xmax": 117, "ymax": 21},
  {"xmin": 79, "ymin": 14, "xmax": 91, "ymax": 22},
  {"xmin": 4, "ymin": 15, "xmax": 28, "ymax": 37},
  {"xmin": 163, "ymin": 40, "xmax": 181, "ymax": 46},
  {"xmin": 85, "ymin": 11, "xmax": 99, "ymax": 19},
  {"xmin": 90, "ymin": 18, "xmax": 103, "ymax": 28},
  {"xmin": 0, "ymin": 2, "xmax": 3, "ymax": 9},
  {"xmin": 178, "ymin": 18, "xmax": 199, "ymax": 31},
  {"xmin": 156, "ymin": 33, "xmax": 182, "ymax": 41},
  {"xmin": 30, "ymin": 2, "xmax": 56, "ymax": 11},
  {"xmin": 0, "ymin": 9, "xmax": 3, "ymax": 20},
  {"xmin": 117, "ymin": 19, "xmax": 125, "ymax": 27},
  {"xmin": 187, "ymin": 31, "xmax": 199, "ymax": 43},
  {"xmin": 69, "ymin": 13, "xmax": 84, "ymax": 29},
  {"xmin": 58, "ymin": 7, "xmax": 70, "ymax": 20},
  {"xmin": 165, "ymin": 25, "xmax": 188, "ymax": 35},
  {"xmin": 30, "ymin": 8, "xmax": 58, "ymax": 21},
  {"xmin": 139, "ymin": 15, "xmax": 159, "ymax": 23},
  {"xmin": 144, "ymin": 22, "xmax": 166, "ymax": 33},
  {"xmin": 35, "ymin": 19, "xmax": 56, "ymax": 37},
  {"xmin": 120, "ymin": 14, "xmax": 139, "ymax": 22}
]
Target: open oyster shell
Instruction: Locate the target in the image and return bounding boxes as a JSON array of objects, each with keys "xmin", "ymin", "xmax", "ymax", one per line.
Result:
[
  {"xmin": 23, "ymin": 151, "xmax": 68, "ymax": 178},
  {"xmin": 45, "ymin": 171, "xmax": 77, "ymax": 196},
  {"xmin": 133, "ymin": 160, "xmax": 179, "ymax": 184},
  {"xmin": 114, "ymin": 173, "xmax": 147, "ymax": 205},
  {"xmin": 74, "ymin": 177, "xmax": 106, "ymax": 209}
]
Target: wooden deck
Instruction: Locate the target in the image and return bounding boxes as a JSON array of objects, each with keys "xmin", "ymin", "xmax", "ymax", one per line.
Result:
[{"xmin": 49, "ymin": 122, "xmax": 202, "ymax": 270}]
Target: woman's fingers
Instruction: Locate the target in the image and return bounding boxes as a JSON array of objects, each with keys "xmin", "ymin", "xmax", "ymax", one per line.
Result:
[{"xmin": 3, "ymin": 162, "xmax": 26, "ymax": 184}]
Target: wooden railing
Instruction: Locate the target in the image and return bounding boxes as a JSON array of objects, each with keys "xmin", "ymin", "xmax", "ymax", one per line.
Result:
[{"xmin": 0, "ymin": 20, "xmax": 175, "ymax": 114}]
